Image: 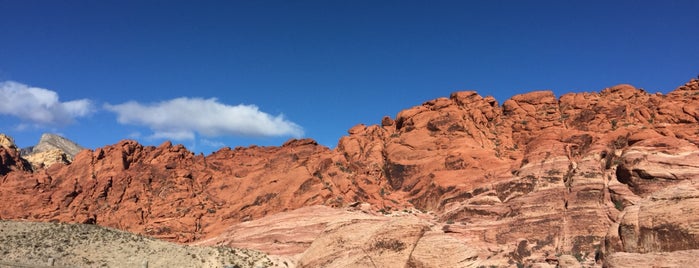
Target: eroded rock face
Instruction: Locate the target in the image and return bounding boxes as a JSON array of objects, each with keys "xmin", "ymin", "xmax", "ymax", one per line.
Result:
[
  {"xmin": 604, "ymin": 249, "xmax": 699, "ymax": 268},
  {"xmin": 0, "ymin": 134, "xmax": 32, "ymax": 175},
  {"xmin": 23, "ymin": 149, "xmax": 71, "ymax": 169},
  {"xmin": 606, "ymin": 182, "xmax": 699, "ymax": 254},
  {"xmin": 0, "ymin": 134, "xmax": 16, "ymax": 149},
  {"xmin": 614, "ymin": 135, "xmax": 699, "ymax": 196},
  {"xmin": 194, "ymin": 205, "xmax": 384, "ymax": 257},
  {"xmin": 1, "ymin": 78, "xmax": 698, "ymax": 266},
  {"xmin": 298, "ymin": 217, "xmax": 429, "ymax": 267}
]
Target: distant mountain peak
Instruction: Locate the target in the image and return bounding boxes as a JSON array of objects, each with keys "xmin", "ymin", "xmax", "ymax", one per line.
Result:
[
  {"xmin": 19, "ymin": 133, "xmax": 85, "ymax": 169},
  {"xmin": 21, "ymin": 133, "xmax": 85, "ymax": 158}
]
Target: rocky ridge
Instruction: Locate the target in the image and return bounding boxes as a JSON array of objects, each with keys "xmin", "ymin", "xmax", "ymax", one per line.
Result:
[{"xmin": 1, "ymin": 78, "xmax": 698, "ymax": 267}]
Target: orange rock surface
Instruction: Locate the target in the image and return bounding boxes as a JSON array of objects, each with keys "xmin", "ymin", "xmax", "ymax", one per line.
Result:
[{"xmin": 1, "ymin": 78, "xmax": 698, "ymax": 266}]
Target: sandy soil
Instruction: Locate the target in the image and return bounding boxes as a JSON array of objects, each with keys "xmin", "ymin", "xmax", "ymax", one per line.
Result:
[{"xmin": 0, "ymin": 220, "xmax": 280, "ymax": 268}]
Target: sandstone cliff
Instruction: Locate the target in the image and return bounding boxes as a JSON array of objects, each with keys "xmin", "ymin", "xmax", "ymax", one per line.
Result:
[{"xmin": 1, "ymin": 78, "xmax": 698, "ymax": 267}]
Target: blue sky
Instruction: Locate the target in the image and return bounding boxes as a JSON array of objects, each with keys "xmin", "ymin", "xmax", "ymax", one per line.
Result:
[{"xmin": 1, "ymin": 1, "xmax": 697, "ymax": 153}]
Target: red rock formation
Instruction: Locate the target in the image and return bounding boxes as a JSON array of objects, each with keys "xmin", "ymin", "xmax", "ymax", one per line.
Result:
[
  {"xmin": 1, "ymin": 138, "xmax": 349, "ymax": 243},
  {"xmin": 1, "ymin": 78, "xmax": 698, "ymax": 266}
]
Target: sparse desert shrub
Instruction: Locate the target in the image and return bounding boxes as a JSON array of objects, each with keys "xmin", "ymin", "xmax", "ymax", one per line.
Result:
[
  {"xmin": 371, "ymin": 238, "xmax": 406, "ymax": 252},
  {"xmin": 613, "ymin": 200, "xmax": 624, "ymax": 211}
]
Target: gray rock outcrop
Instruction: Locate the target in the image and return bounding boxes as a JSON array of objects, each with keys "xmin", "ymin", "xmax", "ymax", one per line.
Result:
[{"xmin": 20, "ymin": 133, "xmax": 85, "ymax": 169}]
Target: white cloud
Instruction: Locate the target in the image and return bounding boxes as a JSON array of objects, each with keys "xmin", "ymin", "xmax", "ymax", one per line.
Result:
[
  {"xmin": 0, "ymin": 81, "xmax": 94, "ymax": 126},
  {"xmin": 104, "ymin": 97, "xmax": 303, "ymax": 140},
  {"xmin": 128, "ymin": 131, "xmax": 142, "ymax": 138},
  {"xmin": 201, "ymin": 138, "xmax": 225, "ymax": 148},
  {"xmin": 149, "ymin": 130, "xmax": 195, "ymax": 140}
]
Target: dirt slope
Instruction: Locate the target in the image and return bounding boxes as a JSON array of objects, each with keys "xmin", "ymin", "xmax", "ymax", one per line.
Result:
[{"xmin": 0, "ymin": 220, "xmax": 277, "ymax": 268}]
